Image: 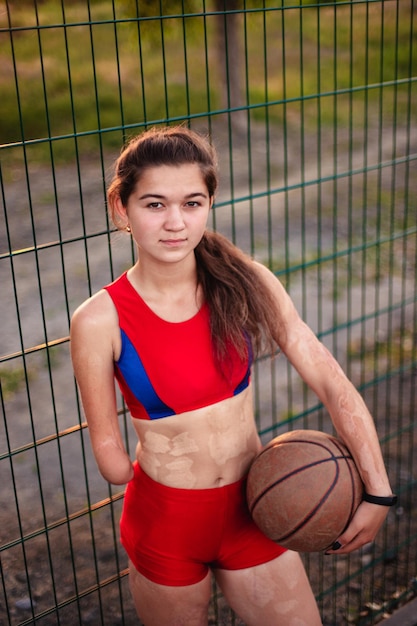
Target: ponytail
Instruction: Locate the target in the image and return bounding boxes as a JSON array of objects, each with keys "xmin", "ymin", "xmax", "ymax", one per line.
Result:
[{"xmin": 195, "ymin": 231, "xmax": 282, "ymax": 362}]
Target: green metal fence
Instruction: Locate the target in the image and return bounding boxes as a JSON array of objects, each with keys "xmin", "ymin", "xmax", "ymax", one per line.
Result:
[{"xmin": 1, "ymin": 1, "xmax": 416, "ymax": 624}]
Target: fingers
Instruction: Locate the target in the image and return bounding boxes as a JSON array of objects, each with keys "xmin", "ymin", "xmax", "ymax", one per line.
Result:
[
  {"xmin": 324, "ymin": 501, "xmax": 389, "ymax": 555},
  {"xmin": 325, "ymin": 531, "xmax": 366, "ymax": 555}
]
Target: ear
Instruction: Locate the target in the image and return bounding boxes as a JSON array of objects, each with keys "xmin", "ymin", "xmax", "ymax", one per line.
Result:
[{"xmin": 113, "ymin": 195, "xmax": 129, "ymax": 229}]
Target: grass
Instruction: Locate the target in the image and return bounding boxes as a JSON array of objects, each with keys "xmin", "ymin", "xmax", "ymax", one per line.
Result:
[
  {"xmin": 245, "ymin": 2, "xmax": 416, "ymax": 128},
  {"xmin": 0, "ymin": 1, "xmax": 415, "ymax": 162},
  {"xmin": 0, "ymin": 2, "xmax": 216, "ymax": 153},
  {"xmin": 1, "ymin": 365, "xmax": 30, "ymax": 400}
]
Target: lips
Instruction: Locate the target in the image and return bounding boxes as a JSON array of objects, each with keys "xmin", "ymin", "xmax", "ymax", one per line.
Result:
[{"xmin": 160, "ymin": 238, "xmax": 187, "ymax": 245}]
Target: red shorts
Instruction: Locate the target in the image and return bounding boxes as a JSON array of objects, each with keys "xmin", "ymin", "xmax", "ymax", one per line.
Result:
[{"xmin": 120, "ymin": 462, "xmax": 286, "ymax": 586}]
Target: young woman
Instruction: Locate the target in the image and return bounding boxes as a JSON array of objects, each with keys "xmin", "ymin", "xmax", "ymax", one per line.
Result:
[{"xmin": 70, "ymin": 126, "xmax": 394, "ymax": 626}]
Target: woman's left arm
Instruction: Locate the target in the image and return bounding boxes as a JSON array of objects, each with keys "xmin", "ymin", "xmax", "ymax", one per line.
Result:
[{"xmin": 254, "ymin": 262, "xmax": 394, "ymax": 554}]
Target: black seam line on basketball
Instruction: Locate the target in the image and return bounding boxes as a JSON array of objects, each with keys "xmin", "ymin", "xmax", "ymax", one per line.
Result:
[
  {"xmin": 273, "ymin": 465, "xmax": 341, "ymax": 543},
  {"xmin": 249, "ymin": 436, "xmax": 351, "ymax": 513},
  {"xmin": 249, "ymin": 455, "xmax": 345, "ymax": 514},
  {"xmin": 331, "ymin": 437, "xmax": 361, "ymax": 527},
  {"xmin": 255, "ymin": 438, "xmax": 353, "ymax": 463}
]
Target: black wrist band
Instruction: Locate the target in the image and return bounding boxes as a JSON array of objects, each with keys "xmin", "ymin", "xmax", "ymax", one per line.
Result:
[{"xmin": 363, "ymin": 492, "xmax": 398, "ymax": 506}]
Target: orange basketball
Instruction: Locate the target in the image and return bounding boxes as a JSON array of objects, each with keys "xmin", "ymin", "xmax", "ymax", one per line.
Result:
[{"xmin": 247, "ymin": 430, "xmax": 363, "ymax": 552}]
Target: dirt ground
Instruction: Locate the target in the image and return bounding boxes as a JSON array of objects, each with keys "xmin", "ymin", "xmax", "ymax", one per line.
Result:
[{"xmin": 1, "ymin": 119, "xmax": 416, "ymax": 625}]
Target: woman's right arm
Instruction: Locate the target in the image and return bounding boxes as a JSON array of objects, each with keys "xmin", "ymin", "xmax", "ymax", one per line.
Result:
[{"xmin": 70, "ymin": 291, "xmax": 134, "ymax": 485}]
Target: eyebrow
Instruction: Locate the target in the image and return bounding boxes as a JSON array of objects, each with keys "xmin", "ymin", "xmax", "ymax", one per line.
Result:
[{"xmin": 138, "ymin": 192, "xmax": 208, "ymax": 200}]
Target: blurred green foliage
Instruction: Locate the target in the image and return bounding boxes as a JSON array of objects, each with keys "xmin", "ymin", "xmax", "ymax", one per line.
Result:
[{"xmin": 0, "ymin": 1, "xmax": 415, "ymax": 160}]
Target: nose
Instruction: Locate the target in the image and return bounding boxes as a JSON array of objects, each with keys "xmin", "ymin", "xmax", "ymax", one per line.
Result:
[{"xmin": 164, "ymin": 206, "xmax": 185, "ymax": 231}]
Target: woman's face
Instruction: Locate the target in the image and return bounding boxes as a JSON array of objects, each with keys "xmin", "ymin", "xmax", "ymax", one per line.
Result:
[{"xmin": 116, "ymin": 163, "xmax": 213, "ymax": 266}]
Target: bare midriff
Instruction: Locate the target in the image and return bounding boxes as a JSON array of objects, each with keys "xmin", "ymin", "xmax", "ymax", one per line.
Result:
[{"xmin": 132, "ymin": 385, "xmax": 261, "ymax": 489}]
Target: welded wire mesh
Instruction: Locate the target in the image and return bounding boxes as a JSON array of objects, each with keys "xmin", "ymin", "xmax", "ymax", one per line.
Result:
[{"xmin": 1, "ymin": 1, "xmax": 416, "ymax": 624}]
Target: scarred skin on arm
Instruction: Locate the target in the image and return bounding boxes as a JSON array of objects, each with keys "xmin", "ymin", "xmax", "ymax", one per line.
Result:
[
  {"xmin": 284, "ymin": 317, "xmax": 389, "ymax": 493},
  {"xmin": 251, "ymin": 260, "xmax": 393, "ymax": 554}
]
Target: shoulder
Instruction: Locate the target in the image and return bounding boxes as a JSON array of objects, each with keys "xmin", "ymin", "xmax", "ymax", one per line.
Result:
[
  {"xmin": 71, "ymin": 289, "xmax": 116, "ymax": 326},
  {"xmin": 70, "ymin": 290, "xmax": 121, "ymax": 378},
  {"xmin": 251, "ymin": 259, "xmax": 278, "ymax": 283},
  {"xmin": 70, "ymin": 289, "xmax": 119, "ymax": 348},
  {"xmin": 251, "ymin": 261, "xmax": 292, "ymax": 305},
  {"xmin": 251, "ymin": 260, "xmax": 305, "ymax": 339}
]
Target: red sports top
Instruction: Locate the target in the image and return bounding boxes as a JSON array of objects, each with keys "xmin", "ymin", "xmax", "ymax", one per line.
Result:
[{"xmin": 104, "ymin": 273, "xmax": 252, "ymax": 420}]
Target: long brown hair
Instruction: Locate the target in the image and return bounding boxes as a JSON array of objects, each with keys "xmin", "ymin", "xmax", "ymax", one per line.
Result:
[{"xmin": 107, "ymin": 126, "xmax": 282, "ymax": 360}]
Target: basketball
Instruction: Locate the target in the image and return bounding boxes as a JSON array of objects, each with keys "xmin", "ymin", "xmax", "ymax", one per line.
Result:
[{"xmin": 247, "ymin": 430, "xmax": 363, "ymax": 552}]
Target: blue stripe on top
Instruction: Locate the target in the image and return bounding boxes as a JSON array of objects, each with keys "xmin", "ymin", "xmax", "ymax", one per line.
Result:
[{"xmin": 116, "ymin": 329, "xmax": 175, "ymax": 419}]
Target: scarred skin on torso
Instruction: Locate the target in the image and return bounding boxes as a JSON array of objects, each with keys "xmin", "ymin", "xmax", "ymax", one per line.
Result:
[
  {"xmin": 133, "ymin": 385, "xmax": 262, "ymax": 489},
  {"xmin": 104, "ymin": 262, "xmax": 259, "ymax": 490}
]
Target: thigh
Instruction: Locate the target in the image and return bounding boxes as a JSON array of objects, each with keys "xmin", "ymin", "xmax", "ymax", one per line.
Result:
[
  {"xmin": 214, "ymin": 550, "xmax": 322, "ymax": 626},
  {"xmin": 129, "ymin": 561, "xmax": 212, "ymax": 626}
]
